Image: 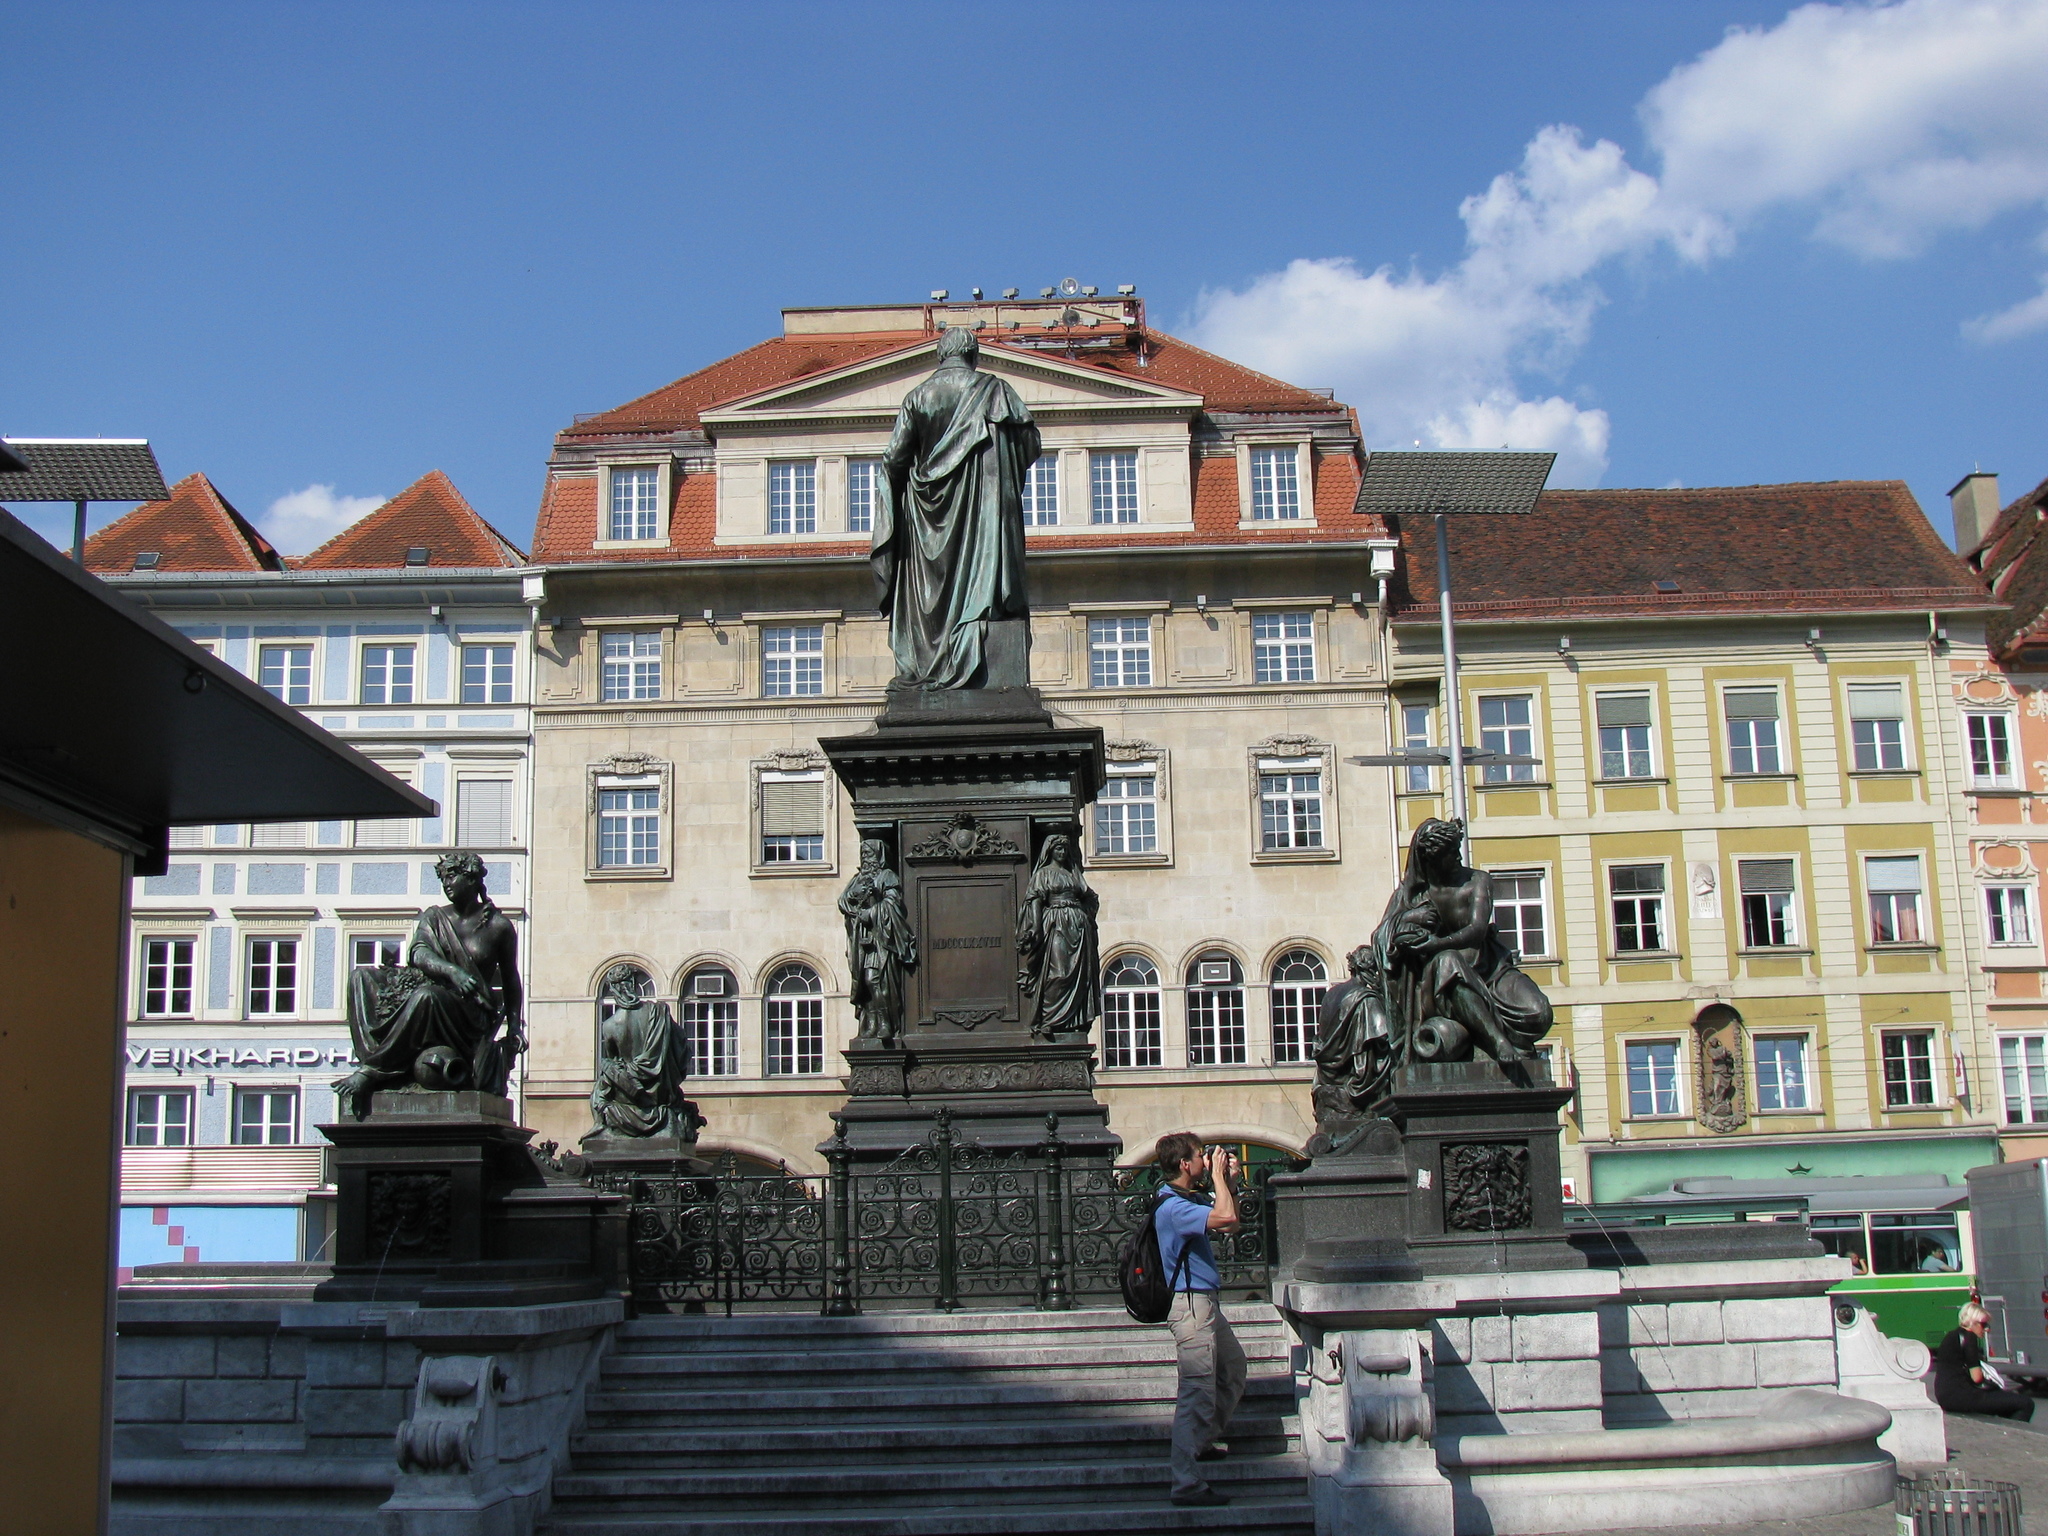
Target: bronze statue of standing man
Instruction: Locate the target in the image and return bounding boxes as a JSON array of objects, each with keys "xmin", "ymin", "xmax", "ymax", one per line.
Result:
[
  {"xmin": 841, "ymin": 838, "xmax": 918, "ymax": 1042},
  {"xmin": 873, "ymin": 327, "xmax": 1040, "ymax": 690}
]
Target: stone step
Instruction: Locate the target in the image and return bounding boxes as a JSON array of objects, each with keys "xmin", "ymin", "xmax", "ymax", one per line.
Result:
[
  {"xmin": 598, "ymin": 1340, "xmax": 1293, "ymax": 1381},
  {"xmin": 581, "ymin": 1375, "xmax": 1298, "ymax": 1426},
  {"xmin": 607, "ymin": 1307, "xmax": 1287, "ymax": 1353},
  {"xmin": 538, "ymin": 1500, "xmax": 1315, "ymax": 1536}
]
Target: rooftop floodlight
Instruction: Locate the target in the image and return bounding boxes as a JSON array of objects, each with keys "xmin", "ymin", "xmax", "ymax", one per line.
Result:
[
  {"xmin": 1002, "ymin": 287, "xmax": 1019, "ymax": 299},
  {"xmin": 405, "ymin": 545, "xmax": 430, "ymax": 566},
  {"xmin": 1117, "ymin": 283, "xmax": 1136, "ymax": 296},
  {"xmin": 1040, "ymin": 287, "xmax": 1056, "ymax": 298},
  {"xmin": 971, "ymin": 288, "xmax": 983, "ymax": 300},
  {"xmin": 1081, "ymin": 285, "xmax": 1099, "ymax": 297},
  {"xmin": 930, "ymin": 289, "xmax": 948, "ymax": 301}
]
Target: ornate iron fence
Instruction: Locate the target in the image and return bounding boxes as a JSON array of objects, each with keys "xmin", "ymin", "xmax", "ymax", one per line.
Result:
[{"xmin": 588, "ymin": 1110, "xmax": 1281, "ymax": 1315}]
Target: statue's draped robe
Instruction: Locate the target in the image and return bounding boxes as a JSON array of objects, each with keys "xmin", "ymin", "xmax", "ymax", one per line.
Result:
[
  {"xmin": 842, "ymin": 867, "xmax": 916, "ymax": 1036},
  {"xmin": 1373, "ymin": 895, "xmax": 1550, "ymax": 1054},
  {"xmin": 590, "ymin": 1000, "xmax": 687, "ymax": 1138},
  {"xmin": 873, "ymin": 360, "xmax": 1040, "ymax": 689},
  {"xmin": 1314, "ymin": 976, "xmax": 1394, "ymax": 1104},
  {"xmin": 346, "ymin": 903, "xmax": 500, "ymax": 1081},
  {"xmin": 1017, "ymin": 868, "xmax": 1100, "ymax": 1039}
]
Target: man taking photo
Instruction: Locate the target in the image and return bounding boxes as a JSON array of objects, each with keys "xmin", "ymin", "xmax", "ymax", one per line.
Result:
[{"xmin": 1152, "ymin": 1131, "xmax": 1248, "ymax": 1506}]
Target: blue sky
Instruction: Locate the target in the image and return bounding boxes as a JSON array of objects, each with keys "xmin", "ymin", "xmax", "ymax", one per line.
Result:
[{"xmin": 6, "ymin": 0, "xmax": 2048, "ymax": 555}]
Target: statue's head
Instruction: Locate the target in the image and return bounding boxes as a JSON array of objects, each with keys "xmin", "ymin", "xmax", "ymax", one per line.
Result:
[
  {"xmin": 435, "ymin": 850, "xmax": 487, "ymax": 900},
  {"xmin": 1412, "ymin": 817, "xmax": 1464, "ymax": 873},
  {"xmin": 1346, "ymin": 944, "xmax": 1382, "ymax": 992},
  {"xmin": 859, "ymin": 838, "xmax": 888, "ymax": 870},
  {"xmin": 1040, "ymin": 832, "xmax": 1073, "ymax": 867},
  {"xmin": 603, "ymin": 963, "xmax": 647, "ymax": 1004},
  {"xmin": 935, "ymin": 326, "xmax": 980, "ymax": 366}
]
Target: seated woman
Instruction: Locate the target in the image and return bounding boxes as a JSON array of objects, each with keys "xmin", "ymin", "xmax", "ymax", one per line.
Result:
[{"xmin": 1932, "ymin": 1302, "xmax": 2034, "ymax": 1421}]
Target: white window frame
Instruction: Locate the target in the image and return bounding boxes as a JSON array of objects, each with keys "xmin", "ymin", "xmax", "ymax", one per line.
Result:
[
  {"xmin": 768, "ymin": 460, "xmax": 818, "ymax": 536},
  {"xmin": 846, "ymin": 459, "xmax": 879, "ymax": 535},
  {"xmin": 1185, "ymin": 954, "xmax": 1248, "ymax": 1068},
  {"xmin": 139, "ymin": 934, "xmax": 197, "ymax": 1018},
  {"xmin": 600, "ymin": 630, "xmax": 664, "ymax": 702},
  {"xmin": 1247, "ymin": 444, "xmax": 1303, "ymax": 522},
  {"xmin": 761, "ymin": 624, "xmax": 826, "ymax": 698},
  {"xmin": 454, "ymin": 776, "xmax": 516, "ymax": 849},
  {"xmin": 587, "ymin": 757, "xmax": 673, "ymax": 881},
  {"xmin": 258, "ymin": 643, "xmax": 314, "ymax": 706},
  {"xmin": 1249, "ymin": 740, "xmax": 1339, "ymax": 863},
  {"xmin": 1093, "ymin": 760, "xmax": 1164, "ymax": 863},
  {"xmin": 1966, "ymin": 711, "xmax": 2019, "ymax": 787},
  {"xmin": 1258, "ymin": 759, "xmax": 1325, "ymax": 854},
  {"xmin": 351, "ymin": 934, "xmax": 406, "ymax": 969},
  {"xmin": 1736, "ymin": 858, "xmax": 1801, "ymax": 949},
  {"xmin": 1608, "ymin": 862, "xmax": 1671, "ymax": 955},
  {"xmin": 1846, "ymin": 681, "xmax": 1909, "ymax": 772},
  {"xmin": 1102, "ymin": 954, "xmax": 1163, "ymax": 1069},
  {"xmin": 232, "ymin": 1085, "xmax": 299, "ymax": 1145},
  {"xmin": 1477, "ymin": 692, "xmax": 1538, "ymax": 784},
  {"xmin": 1723, "ymin": 685, "xmax": 1786, "ymax": 776},
  {"xmin": 245, "ymin": 934, "xmax": 302, "ymax": 1017},
  {"xmin": 1593, "ymin": 691, "xmax": 1656, "ymax": 781},
  {"xmin": 1087, "ymin": 616, "xmax": 1153, "ymax": 689},
  {"xmin": 1399, "ymin": 699, "xmax": 1435, "ymax": 793},
  {"xmin": 1986, "ymin": 883, "xmax": 2037, "ymax": 947},
  {"xmin": 754, "ymin": 765, "xmax": 833, "ymax": 875},
  {"xmin": 682, "ymin": 966, "xmax": 742, "ymax": 1077},
  {"xmin": 607, "ymin": 464, "xmax": 664, "ymax": 542},
  {"xmin": 1488, "ymin": 869, "xmax": 1551, "ymax": 962},
  {"xmin": 1864, "ymin": 854, "xmax": 1927, "ymax": 946},
  {"xmin": 354, "ymin": 766, "xmax": 415, "ymax": 849},
  {"xmin": 358, "ymin": 642, "xmax": 418, "ymax": 706},
  {"xmin": 1882, "ymin": 1029, "xmax": 1941, "ymax": 1110},
  {"xmin": 1623, "ymin": 1038, "xmax": 1684, "ymax": 1119},
  {"xmin": 1268, "ymin": 949, "xmax": 1327, "ymax": 1065},
  {"xmin": 764, "ymin": 962, "xmax": 825, "ymax": 1076},
  {"xmin": 1022, "ymin": 455, "xmax": 1060, "ymax": 526},
  {"xmin": 1999, "ymin": 1032, "xmax": 2048, "ymax": 1125},
  {"xmin": 126, "ymin": 1086, "xmax": 195, "ymax": 1147},
  {"xmin": 1089, "ymin": 450, "xmax": 1140, "ymax": 525},
  {"xmin": 1251, "ymin": 611, "xmax": 1316, "ymax": 684},
  {"xmin": 1752, "ymin": 1033, "xmax": 1813, "ymax": 1112},
  {"xmin": 460, "ymin": 643, "xmax": 516, "ymax": 705}
]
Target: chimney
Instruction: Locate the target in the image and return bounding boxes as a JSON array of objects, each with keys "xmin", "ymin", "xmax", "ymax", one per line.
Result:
[{"xmin": 1949, "ymin": 471, "xmax": 2001, "ymax": 554}]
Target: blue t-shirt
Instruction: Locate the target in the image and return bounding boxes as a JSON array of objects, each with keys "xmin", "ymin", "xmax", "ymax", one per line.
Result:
[{"xmin": 1154, "ymin": 1187, "xmax": 1221, "ymax": 1292}]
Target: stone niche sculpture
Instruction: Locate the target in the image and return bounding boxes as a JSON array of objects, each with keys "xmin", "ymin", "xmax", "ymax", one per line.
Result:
[
  {"xmin": 1016, "ymin": 831, "xmax": 1101, "ymax": 1040},
  {"xmin": 583, "ymin": 963, "xmax": 703, "ymax": 1143},
  {"xmin": 840, "ymin": 837, "xmax": 918, "ymax": 1044},
  {"xmin": 335, "ymin": 850, "xmax": 524, "ymax": 1120}
]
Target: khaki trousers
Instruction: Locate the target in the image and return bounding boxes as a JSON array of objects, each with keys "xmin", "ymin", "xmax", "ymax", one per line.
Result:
[{"xmin": 1166, "ymin": 1289, "xmax": 1247, "ymax": 1494}]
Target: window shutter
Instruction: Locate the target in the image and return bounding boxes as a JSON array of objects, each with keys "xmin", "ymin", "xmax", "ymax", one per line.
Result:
[
  {"xmin": 1866, "ymin": 857, "xmax": 1922, "ymax": 892},
  {"xmin": 1611, "ymin": 865, "xmax": 1665, "ymax": 894},
  {"xmin": 456, "ymin": 780, "xmax": 513, "ymax": 847},
  {"xmin": 1724, "ymin": 688, "xmax": 1779, "ymax": 721},
  {"xmin": 1595, "ymin": 693, "xmax": 1653, "ymax": 728},
  {"xmin": 1847, "ymin": 683, "xmax": 1904, "ymax": 720},
  {"xmin": 1738, "ymin": 858, "xmax": 1795, "ymax": 893},
  {"xmin": 250, "ymin": 822, "xmax": 307, "ymax": 848},
  {"xmin": 761, "ymin": 778, "xmax": 824, "ymax": 837}
]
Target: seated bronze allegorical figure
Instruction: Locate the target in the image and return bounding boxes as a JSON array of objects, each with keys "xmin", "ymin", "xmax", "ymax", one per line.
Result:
[{"xmin": 585, "ymin": 963, "xmax": 703, "ymax": 1142}]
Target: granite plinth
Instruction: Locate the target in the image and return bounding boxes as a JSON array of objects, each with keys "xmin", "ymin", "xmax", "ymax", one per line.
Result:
[{"xmin": 829, "ymin": 1038, "xmax": 1119, "ymax": 1165}]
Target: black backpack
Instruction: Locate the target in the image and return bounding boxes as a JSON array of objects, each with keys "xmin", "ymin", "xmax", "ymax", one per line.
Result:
[{"xmin": 1119, "ymin": 1188, "xmax": 1192, "ymax": 1323}]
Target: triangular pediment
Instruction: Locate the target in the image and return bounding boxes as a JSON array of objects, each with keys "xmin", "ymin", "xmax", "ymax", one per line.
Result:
[{"xmin": 700, "ymin": 338, "xmax": 1203, "ymax": 423}]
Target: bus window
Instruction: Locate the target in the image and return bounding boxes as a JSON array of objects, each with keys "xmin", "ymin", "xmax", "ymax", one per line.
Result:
[
  {"xmin": 1810, "ymin": 1214, "xmax": 1868, "ymax": 1273},
  {"xmin": 1870, "ymin": 1213, "xmax": 1961, "ymax": 1274}
]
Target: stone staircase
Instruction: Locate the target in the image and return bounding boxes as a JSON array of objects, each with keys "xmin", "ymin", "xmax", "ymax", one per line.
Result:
[{"xmin": 538, "ymin": 1304, "xmax": 1315, "ymax": 1535}]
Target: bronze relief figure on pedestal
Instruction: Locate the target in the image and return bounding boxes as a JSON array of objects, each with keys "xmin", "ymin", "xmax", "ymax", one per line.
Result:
[{"xmin": 840, "ymin": 837, "xmax": 919, "ymax": 1043}]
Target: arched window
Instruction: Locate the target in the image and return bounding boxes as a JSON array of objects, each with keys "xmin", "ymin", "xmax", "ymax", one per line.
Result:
[
  {"xmin": 1269, "ymin": 949, "xmax": 1328, "ymax": 1064},
  {"xmin": 1102, "ymin": 955, "xmax": 1163, "ymax": 1069},
  {"xmin": 681, "ymin": 965, "xmax": 740, "ymax": 1077},
  {"xmin": 596, "ymin": 963, "xmax": 655, "ymax": 1026},
  {"xmin": 1186, "ymin": 952, "xmax": 1246, "ymax": 1067},
  {"xmin": 764, "ymin": 963, "xmax": 824, "ymax": 1076}
]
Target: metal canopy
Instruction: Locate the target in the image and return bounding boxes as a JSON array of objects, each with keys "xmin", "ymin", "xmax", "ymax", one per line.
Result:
[
  {"xmin": 1355, "ymin": 449, "xmax": 1555, "ymax": 517},
  {"xmin": 0, "ymin": 438, "xmax": 169, "ymax": 503}
]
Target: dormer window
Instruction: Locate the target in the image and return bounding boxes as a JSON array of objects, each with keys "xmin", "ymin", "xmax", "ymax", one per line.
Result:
[
  {"xmin": 769, "ymin": 461, "xmax": 817, "ymax": 535},
  {"xmin": 1249, "ymin": 446, "xmax": 1301, "ymax": 520},
  {"xmin": 609, "ymin": 467, "xmax": 661, "ymax": 541}
]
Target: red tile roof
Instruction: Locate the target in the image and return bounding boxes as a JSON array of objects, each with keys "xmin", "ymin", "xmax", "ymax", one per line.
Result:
[
  {"xmin": 83, "ymin": 473, "xmax": 280, "ymax": 573},
  {"xmin": 1967, "ymin": 472, "xmax": 2048, "ymax": 656},
  {"xmin": 1393, "ymin": 482, "xmax": 1992, "ymax": 622},
  {"xmin": 298, "ymin": 470, "xmax": 526, "ymax": 569}
]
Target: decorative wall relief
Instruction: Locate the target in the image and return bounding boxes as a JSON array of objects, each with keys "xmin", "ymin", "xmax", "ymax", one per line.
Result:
[
  {"xmin": 1441, "ymin": 1141, "xmax": 1532, "ymax": 1231},
  {"xmin": 906, "ymin": 813, "xmax": 1020, "ymax": 864},
  {"xmin": 1690, "ymin": 861, "xmax": 1720, "ymax": 919},
  {"xmin": 366, "ymin": 1170, "xmax": 453, "ymax": 1260},
  {"xmin": 1694, "ymin": 1004, "xmax": 1748, "ymax": 1134}
]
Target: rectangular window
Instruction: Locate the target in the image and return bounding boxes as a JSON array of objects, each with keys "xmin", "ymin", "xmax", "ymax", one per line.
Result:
[
  {"xmin": 360, "ymin": 644, "xmax": 416, "ymax": 705},
  {"xmin": 352, "ymin": 935, "xmax": 404, "ymax": 968},
  {"xmin": 601, "ymin": 631, "xmax": 662, "ymax": 702},
  {"xmin": 684, "ymin": 993, "xmax": 740, "ymax": 1076},
  {"xmin": 846, "ymin": 459, "xmax": 878, "ymax": 535},
  {"xmin": 1625, "ymin": 1041, "xmax": 1680, "ymax": 1117},
  {"xmin": 1724, "ymin": 687, "xmax": 1783, "ymax": 775},
  {"xmin": 1968, "ymin": 713, "xmax": 2017, "ymax": 786},
  {"xmin": 1754, "ymin": 1035, "xmax": 1811, "ymax": 1111},
  {"xmin": 761, "ymin": 624, "xmax": 825, "ymax": 698},
  {"xmin": 246, "ymin": 936, "xmax": 299, "ymax": 1016},
  {"xmin": 1252, "ymin": 611, "xmax": 1316, "ymax": 683},
  {"xmin": 1871, "ymin": 1212, "xmax": 1961, "ymax": 1275},
  {"xmin": 354, "ymin": 769, "xmax": 414, "ymax": 849},
  {"xmin": 1088, "ymin": 617, "xmax": 1152, "ymax": 688},
  {"xmin": 1595, "ymin": 692, "xmax": 1654, "ymax": 780},
  {"xmin": 598, "ymin": 782, "xmax": 661, "ymax": 868},
  {"xmin": 1402, "ymin": 703, "xmax": 1434, "ymax": 793},
  {"xmin": 1103, "ymin": 981, "xmax": 1163, "ymax": 1069},
  {"xmin": 455, "ymin": 779, "xmax": 513, "ymax": 847},
  {"xmin": 768, "ymin": 460, "xmax": 817, "ymax": 535},
  {"xmin": 258, "ymin": 644, "xmax": 313, "ymax": 705},
  {"xmin": 1492, "ymin": 872, "xmax": 1547, "ymax": 960},
  {"xmin": 141, "ymin": 937, "xmax": 195, "ymax": 1017},
  {"xmin": 1249, "ymin": 445, "xmax": 1301, "ymax": 521},
  {"xmin": 250, "ymin": 821, "xmax": 308, "ymax": 848},
  {"xmin": 1094, "ymin": 768, "xmax": 1159, "ymax": 857},
  {"xmin": 2000, "ymin": 1033, "xmax": 2048, "ymax": 1124},
  {"xmin": 1089, "ymin": 450, "xmax": 1138, "ymax": 525},
  {"xmin": 1479, "ymin": 695, "xmax": 1536, "ymax": 783},
  {"xmin": 1022, "ymin": 455, "xmax": 1060, "ymax": 526},
  {"xmin": 1738, "ymin": 858, "xmax": 1798, "ymax": 947},
  {"xmin": 766, "ymin": 994, "xmax": 824, "ymax": 1075},
  {"xmin": 1884, "ymin": 1031, "xmax": 1937, "ymax": 1108},
  {"xmin": 1260, "ymin": 762, "xmax": 1324, "ymax": 851},
  {"xmin": 1848, "ymin": 682, "xmax": 1907, "ymax": 771},
  {"xmin": 126, "ymin": 1088, "xmax": 193, "ymax": 1147},
  {"xmin": 609, "ymin": 467, "xmax": 661, "ymax": 540},
  {"xmin": 1187, "ymin": 987, "xmax": 1248, "ymax": 1067},
  {"xmin": 461, "ymin": 644, "xmax": 514, "ymax": 704},
  {"xmin": 233, "ymin": 1087, "xmax": 298, "ymax": 1145},
  {"xmin": 759, "ymin": 772, "xmax": 826, "ymax": 864},
  {"xmin": 1987, "ymin": 885, "xmax": 2035, "ymax": 946},
  {"xmin": 1610, "ymin": 864, "xmax": 1667, "ymax": 953},
  {"xmin": 1866, "ymin": 856, "xmax": 1924, "ymax": 944}
]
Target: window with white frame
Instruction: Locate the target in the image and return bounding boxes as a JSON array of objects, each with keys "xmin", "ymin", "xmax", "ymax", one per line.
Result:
[
  {"xmin": 354, "ymin": 769, "xmax": 414, "ymax": 849},
  {"xmin": 1753, "ymin": 1035, "xmax": 1811, "ymax": 1111},
  {"xmin": 762, "ymin": 624, "xmax": 825, "ymax": 697},
  {"xmin": 246, "ymin": 936, "xmax": 300, "ymax": 1016},
  {"xmin": 1847, "ymin": 682, "xmax": 1907, "ymax": 770},
  {"xmin": 141, "ymin": 936, "xmax": 195, "ymax": 1017},
  {"xmin": 258, "ymin": 644, "xmax": 313, "ymax": 705},
  {"xmin": 167, "ymin": 826, "xmax": 205, "ymax": 849},
  {"xmin": 1491, "ymin": 872, "xmax": 1548, "ymax": 960},
  {"xmin": 1609, "ymin": 864, "xmax": 1668, "ymax": 953},
  {"xmin": 462, "ymin": 644, "xmax": 514, "ymax": 704},
  {"xmin": 1402, "ymin": 702, "xmax": 1434, "ymax": 792},
  {"xmin": 845, "ymin": 459, "xmax": 878, "ymax": 535},
  {"xmin": 601, "ymin": 631, "xmax": 662, "ymax": 702},
  {"xmin": 1102, "ymin": 954, "xmax": 1163, "ymax": 1068},
  {"xmin": 1724, "ymin": 687, "xmax": 1783, "ymax": 774},
  {"xmin": 609, "ymin": 467, "xmax": 661, "ymax": 540},
  {"xmin": 2000, "ymin": 1033, "xmax": 2048, "ymax": 1124},
  {"xmin": 759, "ymin": 771, "xmax": 826, "ymax": 865},
  {"xmin": 1269, "ymin": 949, "xmax": 1327, "ymax": 1064},
  {"xmin": 1479, "ymin": 695, "xmax": 1536, "ymax": 783},
  {"xmin": 1090, "ymin": 450, "xmax": 1138, "ymax": 524},
  {"xmin": 1259, "ymin": 759, "xmax": 1324, "ymax": 851},
  {"xmin": 768, "ymin": 461, "xmax": 817, "ymax": 535},
  {"xmin": 352, "ymin": 935, "xmax": 404, "ymax": 968},
  {"xmin": 597, "ymin": 778, "xmax": 662, "ymax": 869},
  {"xmin": 1088, "ymin": 617, "xmax": 1152, "ymax": 688},
  {"xmin": 233, "ymin": 1086, "xmax": 298, "ymax": 1145},
  {"xmin": 1625, "ymin": 1041, "xmax": 1681, "ymax": 1116},
  {"xmin": 1866, "ymin": 855, "xmax": 1925, "ymax": 944},
  {"xmin": 1022, "ymin": 456, "xmax": 1059, "ymax": 526},
  {"xmin": 764, "ymin": 963, "xmax": 824, "ymax": 1075},
  {"xmin": 1987, "ymin": 884, "xmax": 2035, "ymax": 946},
  {"xmin": 682, "ymin": 966, "xmax": 740, "ymax": 1077},
  {"xmin": 127, "ymin": 1087, "xmax": 193, "ymax": 1147},
  {"xmin": 456, "ymin": 778, "xmax": 513, "ymax": 847},
  {"xmin": 251, "ymin": 820, "xmax": 308, "ymax": 848},
  {"xmin": 1249, "ymin": 446, "xmax": 1301, "ymax": 521},
  {"xmin": 1094, "ymin": 763, "xmax": 1158, "ymax": 857},
  {"xmin": 1186, "ymin": 953, "xmax": 1247, "ymax": 1067},
  {"xmin": 1738, "ymin": 859, "xmax": 1799, "ymax": 948},
  {"xmin": 213, "ymin": 823, "xmax": 244, "ymax": 846},
  {"xmin": 360, "ymin": 644, "xmax": 416, "ymax": 705},
  {"xmin": 1252, "ymin": 611, "xmax": 1315, "ymax": 683},
  {"xmin": 1967, "ymin": 712, "xmax": 2017, "ymax": 786},
  {"xmin": 1596, "ymin": 692, "xmax": 1654, "ymax": 779},
  {"xmin": 1883, "ymin": 1030, "xmax": 1938, "ymax": 1108}
]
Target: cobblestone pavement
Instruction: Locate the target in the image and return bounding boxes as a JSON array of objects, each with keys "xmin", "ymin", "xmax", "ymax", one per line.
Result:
[{"xmin": 1603, "ymin": 1411, "xmax": 2047, "ymax": 1536}]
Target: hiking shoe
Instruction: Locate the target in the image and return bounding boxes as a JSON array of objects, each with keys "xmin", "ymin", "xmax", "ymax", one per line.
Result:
[
  {"xmin": 1171, "ymin": 1487, "xmax": 1231, "ymax": 1507},
  {"xmin": 1197, "ymin": 1443, "xmax": 1230, "ymax": 1462}
]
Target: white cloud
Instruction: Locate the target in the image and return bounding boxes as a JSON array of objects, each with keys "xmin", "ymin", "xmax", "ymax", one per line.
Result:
[
  {"xmin": 263, "ymin": 484, "xmax": 385, "ymax": 555},
  {"xmin": 1191, "ymin": 0, "xmax": 2048, "ymax": 484}
]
